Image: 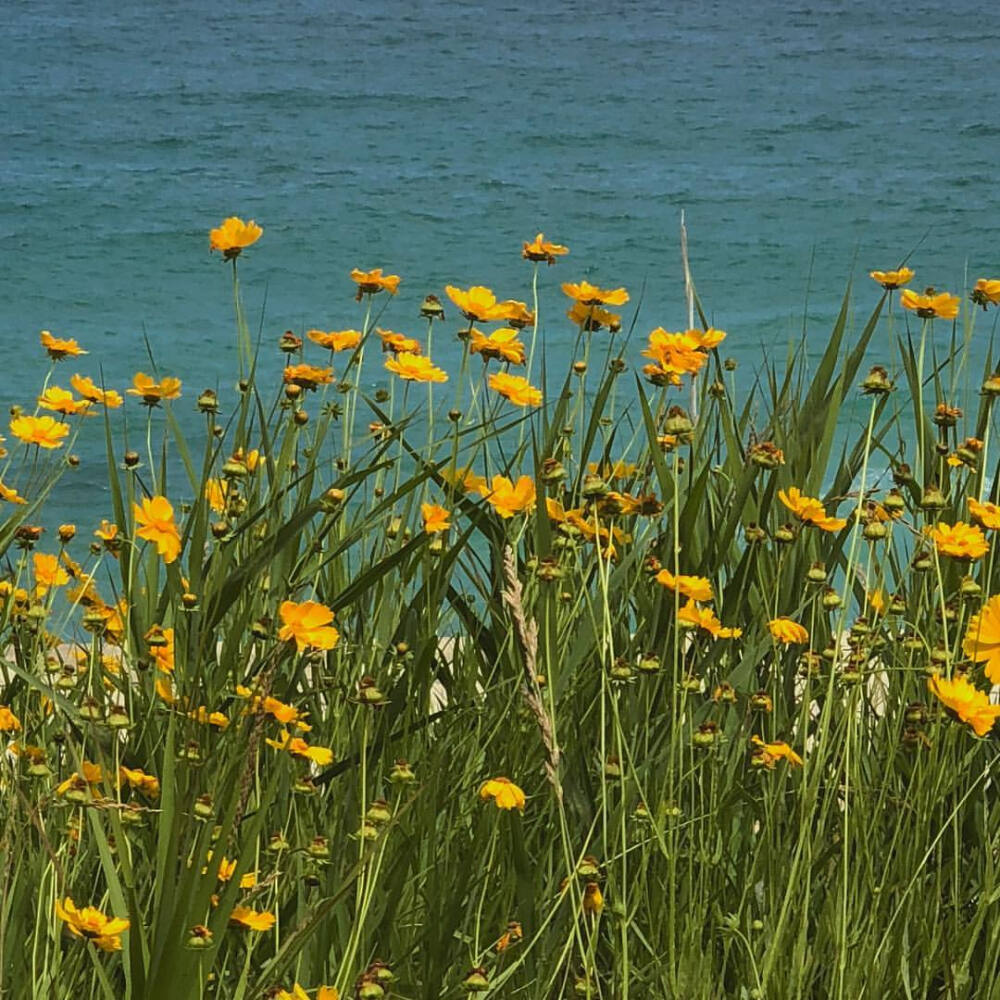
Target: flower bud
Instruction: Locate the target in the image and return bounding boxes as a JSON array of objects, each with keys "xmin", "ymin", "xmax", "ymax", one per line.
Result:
[{"xmin": 58, "ymin": 523, "xmax": 76, "ymax": 543}]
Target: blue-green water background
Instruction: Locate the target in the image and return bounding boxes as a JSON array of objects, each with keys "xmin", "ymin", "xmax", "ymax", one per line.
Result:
[{"xmin": 3, "ymin": 0, "xmax": 1000, "ymax": 523}]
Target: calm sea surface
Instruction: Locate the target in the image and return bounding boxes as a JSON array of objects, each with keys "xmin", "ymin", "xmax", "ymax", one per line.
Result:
[{"xmin": 2, "ymin": 0, "xmax": 1000, "ymax": 520}]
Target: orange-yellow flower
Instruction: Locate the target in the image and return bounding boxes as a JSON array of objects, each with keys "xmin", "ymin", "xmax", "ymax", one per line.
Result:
[
  {"xmin": 133, "ymin": 496, "xmax": 182, "ymax": 564},
  {"xmin": 972, "ymin": 278, "xmax": 1000, "ymax": 309},
  {"xmin": 479, "ymin": 776, "xmax": 525, "ymax": 811},
  {"xmin": 968, "ymin": 497, "xmax": 1000, "ymax": 531},
  {"xmin": 228, "ymin": 906, "xmax": 276, "ymax": 932},
  {"xmin": 55, "ymin": 898, "xmax": 129, "ymax": 951},
  {"xmin": 278, "ymin": 599, "xmax": 339, "ymax": 652},
  {"xmin": 118, "ymin": 766, "xmax": 160, "ymax": 798},
  {"xmin": 493, "ymin": 300, "xmax": 535, "ymax": 328},
  {"xmin": 750, "ymin": 735, "xmax": 803, "ymax": 767},
  {"xmin": 777, "ymin": 486, "xmax": 846, "ymax": 532},
  {"xmin": 203, "ymin": 478, "xmax": 232, "ymax": 515},
  {"xmin": 963, "ymin": 594, "xmax": 1000, "ymax": 683},
  {"xmin": 283, "ymin": 364, "xmax": 333, "ymax": 391},
  {"xmin": 655, "ymin": 570, "xmax": 713, "ymax": 603},
  {"xmin": 127, "ymin": 373, "xmax": 182, "ymax": 405},
  {"xmin": 214, "ymin": 856, "xmax": 257, "ymax": 889},
  {"xmin": 768, "ymin": 617, "xmax": 809, "ymax": 645},
  {"xmin": 469, "ymin": 327, "xmax": 526, "ymax": 365},
  {"xmin": 351, "ymin": 268, "xmax": 400, "ymax": 297},
  {"xmin": 33, "ymin": 552, "xmax": 69, "ymax": 594},
  {"xmin": 567, "ymin": 302, "xmax": 621, "ymax": 332},
  {"xmin": 209, "ymin": 217, "xmax": 262, "ymax": 259},
  {"xmin": 266, "ymin": 729, "xmax": 334, "ymax": 766},
  {"xmin": 869, "ymin": 267, "xmax": 914, "ymax": 290},
  {"xmin": 561, "ymin": 280, "xmax": 629, "ymax": 307},
  {"xmin": 641, "ymin": 329, "xmax": 710, "ymax": 385},
  {"xmin": 900, "ymin": 288, "xmax": 960, "ymax": 320},
  {"xmin": 488, "ymin": 372, "xmax": 542, "ymax": 407},
  {"xmin": 421, "ymin": 503, "xmax": 451, "ymax": 534},
  {"xmin": 70, "ymin": 374, "xmax": 123, "ymax": 408},
  {"xmin": 307, "ymin": 329, "xmax": 363, "ymax": 352},
  {"xmin": 582, "ymin": 882, "xmax": 604, "ymax": 915},
  {"xmin": 478, "ymin": 475, "xmax": 536, "ymax": 518},
  {"xmin": 377, "ymin": 328, "xmax": 422, "ymax": 355},
  {"xmin": 929, "ymin": 521, "xmax": 989, "ymax": 560},
  {"xmin": 38, "ymin": 386, "xmax": 91, "ymax": 417},
  {"xmin": 40, "ymin": 330, "xmax": 87, "ymax": 359},
  {"xmin": 0, "ymin": 481, "xmax": 26, "ymax": 504},
  {"xmin": 677, "ymin": 599, "xmax": 742, "ymax": 639},
  {"xmin": 10, "ymin": 415, "xmax": 70, "ymax": 449},
  {"xmin": 445, "ymin": 285, "xmax": 505, "ymax": 323},
  {"xmin": 928, "ymin": 672, "xmax": 1000, "ymax": 737},
  {"xmin": 385, "ymin": 354, "xmax": 448, "ymax": 383},
  {"xmin": 441, "ymin": 464, "xmax": 488, "ymax": 494},
  {"xmin": 0, "ymin": 706, "xmax": 21, "ymax": 731},
  {"xmin": 522, "ymin": 233, "xmax": 569, "ymax": 264}
]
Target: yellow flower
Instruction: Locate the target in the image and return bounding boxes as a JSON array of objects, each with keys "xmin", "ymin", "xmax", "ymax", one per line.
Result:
[
  {"xmin": 641, "ymin": 329, "xmax": 710, "ymax": 384},
  {"xmin": 479, "ymin": 776, "xmax": 525, "ymax": 811},
  {"xmin": 266, "ymin": 729, "xmax": 334, "ymax": 766},
  {"xmin": 33, "ymin": 552, "xmax": 70, "ymax": 594},
  {"xmin": 930, "ymin": 521, "xmax": 989, "ymax": 560},
  {"xmin": 522, "ymin": 232, "xmax": 569, "ymax": 264},
  {"xmin": 275, "ymin": 987, "xmax": 311, "ymax": 1000},
  {"xmin": 445, "ymin": 285, "xmax": 504, "ymax": 322},
  {"xmin": 377, "ymin": 328, "xmax": 422, "ymax": 355},
  {"xmin": 307, "ymin": 329, "xmax": 363, "ymax": 352},
  {"xmin": 582, "ymin": 882, "xmax": 604, "ymax": 915},
  {"xmin": 493, "ymin": 300, "xmax": 535, "ymax": 328},
  {"xmin": 561, "ymin": 280, "xmax": 629, "ymax": 307},
  {"xmin": 963, "ymin": 594, "xmax": 1000, "ymax": 683},
  {"xmin": 488, "ymin": 372, "xmax": 542, "ymax": 407},
  {"xmin": 478, "ymin": 475, "xmax": 536, "ymax": 518},
  {"xmin": 469, "ymin": 327, "xmax": 526, "ymax": 365},
  {"xmin": 204, "ymin": 478, "xmax": 232, "ymax": 515},
  {"xmin": 283, "ymin": 364, "xmax": 334, "ymax": 391},
  {"xmin": 134, "ymin": 496, "xmax": 182, "ymax": 564},
  {"xmin": 968, "ymin": 497, "xmax": 1000, "ymax": 531},
  {"xmin": 567, "ymin": 302, "xmax": 621, "ymax": 332},
  {"xmin": 278, "ymin": 599, "xmax": 339, "ymax": 652},
  {"xmin": 118, "ymin": 766, "xmax": 160, "ymax": 798},
  {"xmin": 209, "ymin": 216, "xmax": 262, "ymax": 259},
  {"xmin": 495, "ymin": 921, "xmax": 523, "ymax": 953},
  {"xmin": 70, "ymin": 374, "xmax": 123, "ymax": 408},
  {"xmin": 869, "ymin": 267, "xmax": 914, "ymax": 290},
  {"xmin": 10, "ymin": 415, "xmax": 70, "ymax": 449},
  {"xmin": 768, "ymin": 617, "xmax": 809, "ymax": 645},
  {"xmin": 655, "ymin": 570, "xmax": 713, "ymax": 603},
  {"xmin": 677, "ymin": 599, "xmax": 742, "ymax": 639},
  {"xmin": 55, "ymin": 898, "xmax": 130, "ymax": 951},
  {"xmin": 228, "ymin": 906, "xmax": 276, "ymax": 931},
  {"xmin": 441, "ymin": 464, "xmax": 487, "ymax": 494},
  {"xmin": 260, "ymin": 695, "xmax": 306, "ymax": 727},
  {"xmin": 0, "ymin": 481, "xmax": 26, "ymax": 505},
  {"xmin": 38, "ymin": 386, "xmax": 91, "ymax": 417},
  {"xmin": 900, "ymin": 288, "xmax": 960, "ymax": 320},
  {"xmin": 214, "ymin": 856, "xmax": 257, "ymax": 888},
  {"xmin": 127, "ymin": 372, "xmax": 182, "ymax": 405},
  {"xmin": 40, "ymin": 330, "xmax": 87, "ymax": 359},
  {"xmin": 776, "ymin": 486, "xmax": 846, "ymax": 531},
  {"xmin": 928, "ymin": 672, "xmax": 1000, "ymax": 737},
  {"xmin": 55, "ymin": 761, "xmax": 104, "ymax": 797},
  {"xmin": 385, "ymin": 353, "xmax": 448, "ymax": 383},
  {"xmin": 971, "ymin": 279, "xmax": 1000, "ymax": 309},
  {"xmin": 0, "ymin": 706, "xmax": 21, "ymax": 731},
  {"xmin": 750, "ymin": 735, "xmax": 803, "ymax": 768},
  {"xmin": 421, "ymin": 503, "xmax": 451, "ymax": 534},
  {"xmin": 351, "ymin": 267, "xmax": 400, "ymax": 297}
]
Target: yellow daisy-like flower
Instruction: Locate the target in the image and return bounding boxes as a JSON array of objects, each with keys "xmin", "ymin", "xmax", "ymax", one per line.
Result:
[
  {"xmin": 928, "ymin": 672, "xmax": 1000, "ymax": 737},
  {"xmin": 0, "ymin": 481, "xmax": 27, "ymax": 505},
  {"xmin": 421, "ymin": 503, "xmax": 451, "ymax": 534},
  {"xmin": 479, "ymin": 776, "xmax": 526, "ymax": 811},
  {"xmin": 445, "ymin": 285, "xmax": 504, "ymax": 323},
  {"xmin": 70, "ymin": 374, "xmax": 123, "ymax": 408},
  {"xmin": 677, "ymin": 599, "xmax": 742, "ymax": 639},
  {"xmin": 522, "ymin": 232, "xmax": 569, "ymax": 264},
  {"xmin": 567, "ymin": 302, "xmax": 621, "ymax": 332},
  {"xmin": 900, "ymin": 288, "xmax": 960, "ymax": 320},
  {"xmin": 134, "ymin": 496, "xmax": 182, "ymax": 564},
  {"xmin": 385, "ymin": 353, "xmax": 448, "ymax": 383},
  {"xmin": 0, "ymin": 705, "xmax": 22, "ymax": 731},
  {"xmin": 561, "ymin": 280, "xmax": 629, "ymax": 307},
  {"xmin": 351, "ymin": 268, "xmax": 400, "ymax": 297},
  {"xmin": 377, "ymin": 328, "xmax": 422, "ymax": 355},
  {"xmin": 655, "ymin": 570, "xmax": 713, "ymax": 603},
  {"xmin": 582, "ymin": 882, "xmax": 604, "ymax": 915},
  {"xmin": 265, "ymin": 730, "xmax": 334, "ymax": 766},
  {"xmin": 488, "ymin": 372, "xmax": 542, "ymax": 407},
  {"xmin": 278, "ymin": 599, "xmax": 339, "ymax": 652},
  {"xmin": 127, "ymin": 372, "xmax": 182, "ymax": 405},
  {"xmin": 118, "ymin": 766, "xmax": 160, "ymax": 798},
  {"xmin": 971, "ymin": 279, "xmax": 1000, "ymax": 310},
  {"xmin": 40, "ymin": 330, "xmax": 87, "ymax": 359},
  {"xmin": 768, "ymin": 617, "xmax": 809, "ymax": 645},
  {"xmin": 228, "ymin": 906, "xmax": 276, "ymax": 932},
  {"xmin": 55, "ymin": 898, "xmax": 129, "ymax": 951},
  {"xmin": 38, "ymin": 386, "xmax": 91, "ymax": 417},
  {"xmin": 10, "ymin": 414, "xmax": 70, "ymax": 449},
  {"xmin": 283, "ymin": 364, "xmax": 334, "ymax": 391},
  {"xmin": 929, "ymin": 521, "xmax": 989, "ymax": 560},
  {"xmin": 469, "ymin": 327, "xmax": 526, "ymax": 365},
  {"xmin": 963, "ymin": 594, "xmax": 1000, "ymax": 683},
  {"xmin": 777, "ymin": 486, "xmax": 846, "ymax": 532},
  {"xmin": 750, "ymin": 735, "xmax": 803, "ymax": 768},
  {"xmin": 209, "ymin": 216, "xmax": 262, "ymax": 259},
  {"xmin": 478, "ymin": 475, "xmax": 536, "ymax": 518},
  {"xmin": 968, "ymin": 497, "xmax": 1000, "ymax": 531},
  {"xmin": 33, "ymin": 552, "xmax": 70, "ymax": 594},
  {"xmin": 869, "ymin": 267, "xmax": 914, "ymax": 290},
  {"xmin": 307, "ymin": 329, "xmax": 363, "ymax": 352}
]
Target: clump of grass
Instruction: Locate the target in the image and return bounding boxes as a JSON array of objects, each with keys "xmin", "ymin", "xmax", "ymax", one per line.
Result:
[{"xmin": 0, "ymin": 225, "xmax": 999, "ymax": 999}]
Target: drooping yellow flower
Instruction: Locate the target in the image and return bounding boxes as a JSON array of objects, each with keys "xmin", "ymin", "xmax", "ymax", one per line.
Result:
[
  {"xmin": 777, "ymin": 486, "xmax": 846, "ymax": 532},
  {"xmin": 421, "ymin": 503, "xmax": 451, "ymax": 534},
  {"xmin": 278, "ymin": 599, "xmax": 339, "ymax": 652},
  {"xmin": 118, "ymin": 766, "xmax": 160, "ymax": 798},
  {"xmin": 869, "ymin": 267, "xmax": 914, "ymax": 290},
  {"xmin": 928, "ymin": 672, "xmax": 1000, "ymax": 737},
  {"xmin": 214, "ymin": 856, "xmax": 257, "ymax": 888},
  {"xmin": 134, "ymin": 496, "xmax": 182, "ymax": 564},
  {"xmin": 478, "ymin": 475, "xmax": 536, "ymax": 518},
  {"xmin": 567, "ymin": 302, "xmax": 621, "ymax": 332},
  {"xmin": 972, "ymin": 278, "xmax": 1000, "ymax": 309},
  {"xmin": 376, "ymin": 328, "xmax": 421, "ymax": 355},
  {"xmin": 266, "ymin": 729, "xmax": 334, "ymax": 766},
  {"xmin": 38, "ymin": 386, "xmax": 91, "ymax": 416},
  {"xmin": 469, "ymin": 327, "xmax": 526, "ymax": 365},
  {"xmin": 479, "ymin": 776, "xmax": 526, "ymax": 811},
  {"xmin": 127, "ymin": 373, "xmax": 182, "ymax": 405},
  {"xmin": 750, "ymin": 735, "xmax": 803, "ymax": 768},
  {"xmin": 445, "ymin": 285, "xmax": 504, "ymax": 322},
  {"xmin": 582, "ymin": 882, "xmax": 604, "ymax": 915},
  {"xmin": 677, "ymin": 599, "xmax": 742, "ymax": 639},
  {"xmin": 55, "ymin": 761, "xmax": 104, "ymax": 797},
  {"xmin": 441, "ymin": 464, "xmax": 488, "ymax": 494},
  {"xmin": 307, "ymin": 329, "xmax": 363, "ymax": 352},
  {"xmin": 561, "ymin": 280, "xmax": 629, "ymax": 307},
  {"xmin": 0, "ymin": 706, "xmax": 21, "ymax": 731},
  {"xmin": 655, "ymin": 570, "xmax": 713, "ymax": 603},
  {"xmin": 488, "ymin": 372, "xmax": 542, "ymax": 407},
  {"xmin": 641, "ymin": 329, "xmax": 710, "ymax": 385},
  {"xmin": 209, "ymin": 216, "xmax": 262, "ymax": 259},
  {"xmin": 40, "ymin": 330, "xmax": 87, "ymax": 359},
  {"xmin": 33, "ymin": 552, "xmax": 70, "ymax": 594},
  {"xmin": 55, "ymin": 898, "xmax": 130, "ymax": 951},
  {"xmin": 228, "ymin": 906, "xmax": 276, "ymax": 931},
  {"xmin": 929, "ymin": 521, "xmax": 989, "ymax": 560},
  {"xmin": 351, "ymin": 268, "xmax": 400, "ymax": 297},
  {"xmin": 0, "ymin": 481, "xmax": 27, "ymax": 505},
  {"xmin": 968, "ymin": 497, "xmax": 1000, "ymax": 531},
  {"xmin": 963, "ymin": 594, "xmax": 1000, "ymax": 683},
  {"xmin": 685, "ymin": 327, "xmax": 727, "ymax": 350},
  {"xmin": 385, "ymin": 353, "xmax": 448, "ymax": 383},
  {"xmin": 10, "ymin": 414, "xmax": 70, "ymax": 449},
  {"xmin": 522, "ymin": 233, "xmax": 569, "ymax": 264},
  {"xmin": 283, "ymin": 364, "xmax": 334, "ymax": 391},
  {"xmin": 493, "ymin": 300, "xmax": 535, "ymax": 328},
  {"xmin": 70, "ymin": 374, "xmax": 123, "ymax": 408},
  {"xmin": 204, "ymin": 478, "xmax": 232, "ymax": 515},
  {"xmin": 900, "ymin": 288, "xmax": 960, "ymax": 320},
  {"xmin": 768, "ymin": 617, "xmax": 809, "ymax": 645}
]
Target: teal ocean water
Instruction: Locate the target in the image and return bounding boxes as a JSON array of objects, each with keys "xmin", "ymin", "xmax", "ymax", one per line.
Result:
[{"xmin": 3, "ymin": 0, "xmax": 1000, "ymax": 520}]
